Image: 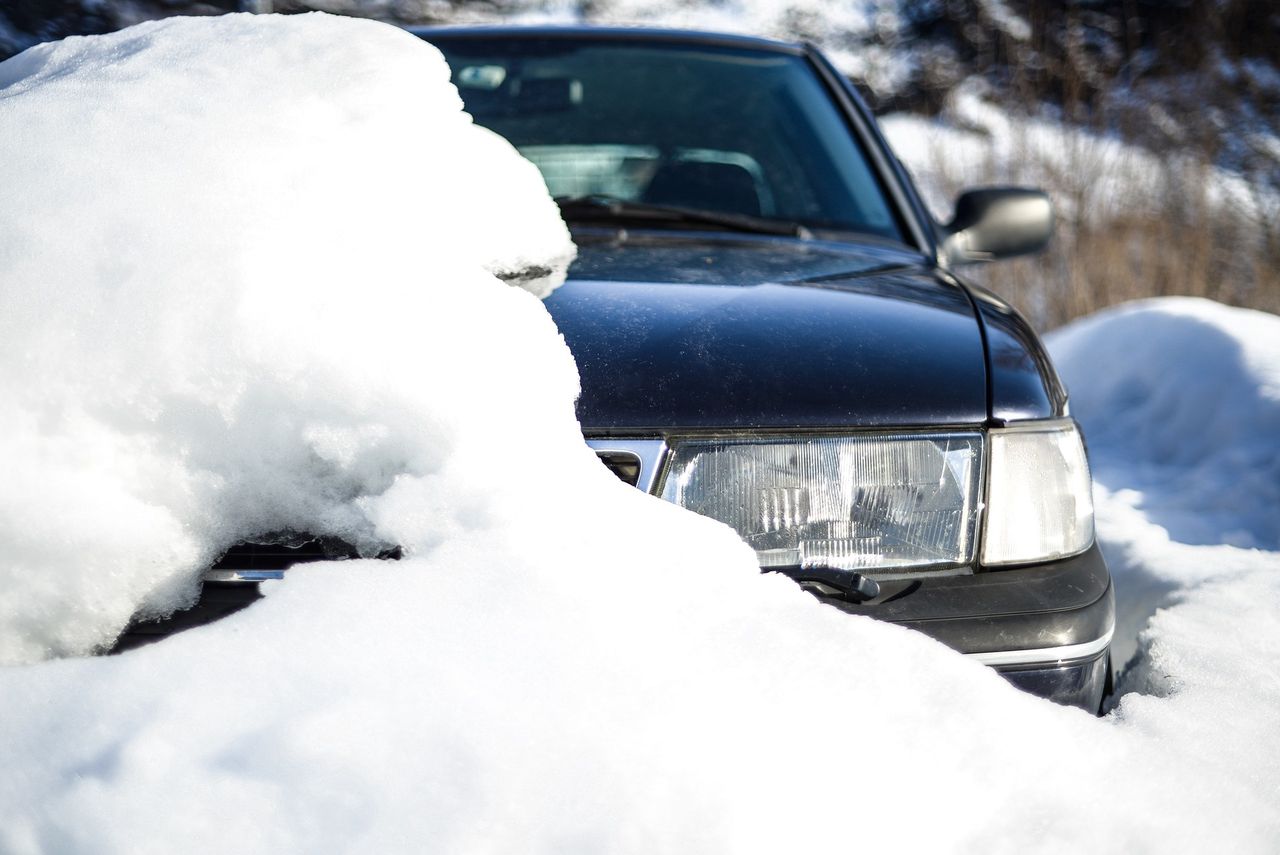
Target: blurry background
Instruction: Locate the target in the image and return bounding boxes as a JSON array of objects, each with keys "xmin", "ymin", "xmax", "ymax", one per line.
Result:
[{"xmin": 4, "ymin": 0, "xmax": 1277, "ymax": 330}]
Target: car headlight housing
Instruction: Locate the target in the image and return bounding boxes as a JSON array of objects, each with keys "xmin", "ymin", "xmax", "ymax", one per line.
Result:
[
  {"xmin": 658, "ymin": 433, "xmax": 983, "ymax": 574},
  {"xmin": 656, "ymin": 422, "xmax": 1094, "ymax": 575},
  {"xmin": 981, "ymin": 421, "xmax": 1094, "ymax": 565}
]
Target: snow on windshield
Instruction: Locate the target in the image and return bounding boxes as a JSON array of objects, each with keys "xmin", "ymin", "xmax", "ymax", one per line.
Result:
[{"xmin": 0, "ymin": 13, "xmax": 1277, "ymax": 853}]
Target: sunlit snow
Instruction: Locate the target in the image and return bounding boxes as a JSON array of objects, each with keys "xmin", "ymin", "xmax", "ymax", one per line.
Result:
[
  {"xmin": 0, "ymin": 13, "xmax": 1278, "ymax": 855},
  {"xmin": 0, "ymin": 12, "xmax": 574, "ymax": 663}
]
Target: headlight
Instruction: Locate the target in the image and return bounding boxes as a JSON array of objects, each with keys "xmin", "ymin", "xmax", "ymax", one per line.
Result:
[
  {"xmin": 981, "ymin": 421, "xmax": 1094, "ymax": 565},
  {"xmin": 658, "ymin": 433, "xmax": 983, "ymax": 574}
]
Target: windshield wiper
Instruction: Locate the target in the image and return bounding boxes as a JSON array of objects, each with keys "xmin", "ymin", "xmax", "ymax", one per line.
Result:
[
  {"xmin": 555, "ymin": 195, "xmax": 813, "ymax": 239},
  {"xmin": 764, "ymin": 565, "xmax": 881, "ymax": 603}
]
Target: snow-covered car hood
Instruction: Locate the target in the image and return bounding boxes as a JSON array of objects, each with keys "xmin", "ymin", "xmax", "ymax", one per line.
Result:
[{"xmin": 545, "ymin": 233, "xmax": 990, "ymax": 429}]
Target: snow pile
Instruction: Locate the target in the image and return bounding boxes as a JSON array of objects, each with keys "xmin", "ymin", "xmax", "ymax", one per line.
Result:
[
  {"xmin": 1050, "ymin": 298, "xmax": 1280, "ymax": 551},
  {"xmin": 0, "ymin": 12, "xmax": 574, "ymax": 663},
  {"xmin": 2, "ymin": 16, "xmax": 1280, "ymax": 854},
  {"xmin": 1048, "ymin": 299, "xmax": 1280, "ymax": 678}
]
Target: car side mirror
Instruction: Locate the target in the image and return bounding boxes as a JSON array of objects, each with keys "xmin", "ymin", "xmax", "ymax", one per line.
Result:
[{"xmin": 942, "ymin": 187, "xmax": 1053, "ymax": 265}]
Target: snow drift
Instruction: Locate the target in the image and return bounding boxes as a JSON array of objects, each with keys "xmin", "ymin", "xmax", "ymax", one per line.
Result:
[
  {"xmin": 1, "ymin": 14, "xmax": 1279, "ymax": 854},
  {"xmin": 0, "ymin": 12, "xmax": 574, "ymax": 662},
  {"xmin": 1051, "ymin": 298, "xmax": 1280, "ymax": 551},
  {"xmin": 1048, "ymin": 299, "xmax": 1280, "ymax": 681}
]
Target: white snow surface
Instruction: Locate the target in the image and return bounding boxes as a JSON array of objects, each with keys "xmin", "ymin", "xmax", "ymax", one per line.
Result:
[
  {"xmin": 1048, "ymin": 299, "xmax": 1280, "ymax": 677},
  {"xmin": 0, "ymin": 12, "xmax": 574, "ymax": 663},
  {"xmin": 1, "ymin": 14, "xmax": 1279, "ymax": 854},
  {"xmin": 1051, "ymin": 298, "xmax": 1280, "ymax": 552}
]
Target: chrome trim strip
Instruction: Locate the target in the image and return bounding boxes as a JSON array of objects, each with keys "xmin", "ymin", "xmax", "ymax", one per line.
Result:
[
  {"xmin": 966, "ymin": 626, "xmax": 1114, "ymax": 667},
  {"xmin": 863, "ymin": 565, "xmax": 975, "ymax": 582},
  {"xmin": 586, "ymin": 438, "xmax": 668, "ymax": 494},
  {"xmin": 988, "ymin": 416, "xmax": 1077, "ymax": 434},
  {"xmin": 201, "ymin": 569, "xmax": 285, "ymax": 583}
]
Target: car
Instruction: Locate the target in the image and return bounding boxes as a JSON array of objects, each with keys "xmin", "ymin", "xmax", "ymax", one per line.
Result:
[{"xmin": 117, "ymin": 26, "xmax": 1114, "ymax": 713}]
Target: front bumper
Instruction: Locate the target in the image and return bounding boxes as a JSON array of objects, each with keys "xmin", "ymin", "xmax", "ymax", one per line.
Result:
[
  {"xmin": 997, "ymin": 651, "xmax": 1111, "ymax": 711},
  {"xmin": 817, "ymin": 543, "xmax": 1115, "ymax": 710},
  {"xmin": 121, "ymin": 538, "xmax": 1115, "ymax": 711}
]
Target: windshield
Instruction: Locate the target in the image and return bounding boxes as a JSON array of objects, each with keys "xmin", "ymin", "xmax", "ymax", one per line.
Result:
[{"xmin": 426, "ymin": 36, "xmax": 905, "ymax": 242}]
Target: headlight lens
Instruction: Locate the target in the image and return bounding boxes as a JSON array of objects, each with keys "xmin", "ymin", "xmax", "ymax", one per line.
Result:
[
  {"xmin": 658, "ymin": 433, "xmax": 983, "ymax": 573},
  {"xmin": 981, "ymin": 422, "xmax": 1094, "ymax": 566}
]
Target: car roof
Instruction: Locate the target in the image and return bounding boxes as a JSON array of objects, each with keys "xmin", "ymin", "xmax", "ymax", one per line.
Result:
[{"xmin": 408, "ymin": 25, "xmax": 807, "ymax": 56}]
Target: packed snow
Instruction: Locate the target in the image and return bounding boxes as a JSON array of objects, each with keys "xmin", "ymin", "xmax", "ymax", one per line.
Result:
[
  {"xmin": 1, "ymin": 13, "xmax": 1279, "ymax": 854},
  {"xmin": 0, "ymin": 12, "xmax": 574, "ymax": 663}
]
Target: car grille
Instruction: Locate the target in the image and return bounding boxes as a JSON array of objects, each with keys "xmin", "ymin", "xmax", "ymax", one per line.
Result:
[
  {"xmin": 203, "ymin": 537, "xmax": 401, "ymax": 582},
  {"xmin": 210, "ymin": 538, "xmax": 352, "ymax": 571},
  {"xmin": 203, "ymin": 440, "xmax": 665, "ymax": 583},
  {"xmin": 596, "ymin": 450, "xmax": 642, "ymax": 486},
  {"xmin": 585, "ymin": 438, "xmax": 668, "ymax": 493}
]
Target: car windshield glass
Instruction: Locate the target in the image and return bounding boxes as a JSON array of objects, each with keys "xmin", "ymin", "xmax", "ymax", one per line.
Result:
[{"xmin": 426, "ymin": 36, "xmax": 904, "ymax": 242}]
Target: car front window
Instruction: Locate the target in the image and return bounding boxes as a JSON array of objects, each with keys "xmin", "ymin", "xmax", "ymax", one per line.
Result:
[{"xmin": 428, "ymin": 36, "xmax": 904, "ymax": 242}]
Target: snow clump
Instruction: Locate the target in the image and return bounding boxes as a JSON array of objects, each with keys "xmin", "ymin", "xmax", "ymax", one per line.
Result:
[{"xmin": 0, "ymin": 12, "xmax": 574, "ymax": 663}]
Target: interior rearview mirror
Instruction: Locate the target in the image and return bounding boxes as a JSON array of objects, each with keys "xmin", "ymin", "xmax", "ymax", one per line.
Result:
[{"xmin": 942, "ymin": 188, "xmax": 1053, "ymax": 265}]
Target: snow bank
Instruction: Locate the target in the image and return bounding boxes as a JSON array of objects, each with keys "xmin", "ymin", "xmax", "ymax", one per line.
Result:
[
  {"xmin": 0, "ymin": 12, "xmax": 574, "ymax": 663},
  {"xmin": 1050, "ymin": 298, "xmax": 1280, "ymax": 551},
  {"xmin": 1048, "ymin": 298, "xmax": 1280, "ymax": 686},
  {"xmin": 2, "ymin": 16, "xmax": 1280, "ymax": 855}
]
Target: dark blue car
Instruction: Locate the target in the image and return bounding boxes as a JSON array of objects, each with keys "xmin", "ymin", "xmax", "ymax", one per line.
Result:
[{"xmin": 127, "ymin": 26, "xmax": 1115, "ymax": 713}]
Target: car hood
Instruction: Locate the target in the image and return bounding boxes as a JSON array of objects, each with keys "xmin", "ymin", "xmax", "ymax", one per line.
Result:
[{"xmin": 544, "ymin": 233, "xmax": 989, "ymax": 430}]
